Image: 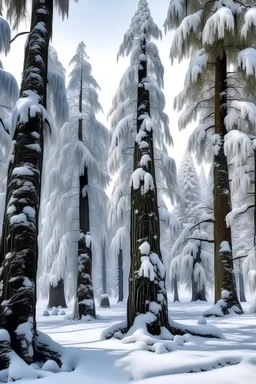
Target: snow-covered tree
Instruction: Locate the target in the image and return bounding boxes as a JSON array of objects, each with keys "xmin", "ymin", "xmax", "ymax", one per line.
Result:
[
  {"xmin": 0, "ymin": 0, "xmax": 79, "ymax": 369},
  {"xmin": 68, "ymin": 41, "xmax": 109, "ymax": 319},
  {"xmin": 38, "ymin": 46, "xmax": 69, "ymax": 310},
  {"xmin": 108, "ymin": 0, "xmax": 181, "ymax": 336},
  {"xmin": 165, "ymin": 0, "xmax": 245, "ymax": 316}
]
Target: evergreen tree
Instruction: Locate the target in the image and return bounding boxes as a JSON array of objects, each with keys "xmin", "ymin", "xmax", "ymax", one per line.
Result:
[
  {"xmin": 38, "ymin": 46, "xmax": 69, "ymax": 310},
  {"xmin": 165, "ymin": 0, "xmax": 245, "ymax": 315},
  {"xmin": 109, "ymin": 0, "xmax": 179, "ymax": 335},
  {"xmin": 68, "ymin": 42, "xmax": 109, "ymax": 319},
  {"xmin": 0, "ymin": 0, "xmax": 78, "ymax": 369}
]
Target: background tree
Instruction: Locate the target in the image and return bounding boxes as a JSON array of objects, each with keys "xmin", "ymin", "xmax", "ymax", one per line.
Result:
[{"xmin": 165, "ymin": 0, "xmax": 247, "ymax": 316}]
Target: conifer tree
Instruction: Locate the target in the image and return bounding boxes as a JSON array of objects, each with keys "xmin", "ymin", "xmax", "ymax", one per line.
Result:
[
  {"xmin": 109, "ymin": 0, "xmax": 179, "ymax": 335},
  {"xmin": 68, "ymin": 42, "xmax": 109, "ymax": 319},
  {"xmin": 0, "ymin": 0, "xmax": 78, "ymax": 369},
  {"xmin": 165, "ymin": 0, "xmax": 245, "ymax": 315}
]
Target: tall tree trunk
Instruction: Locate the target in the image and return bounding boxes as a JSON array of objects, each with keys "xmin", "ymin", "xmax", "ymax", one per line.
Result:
[
  {"xmin": 173, "ymin": 275, "xmax": 179, "ymax": 302},
  {"xmin": 75, "ymin": 59, "xmax": 95, "ymax": 320},
  {"xmin": 117, "ymin": 249, "xmax": 124, "ymax": 302},
  {"xmin": 127, "ymin": 38, "xmax": 169, "ymax": 335},
  {"xmin": 102, "ymin": 241, "xmax": 107, "ymax": 295},
  {"xmin": 238, "ymin": 269, "xmax": 246, "ymax": 302},
  {"xmin": 0, "ymin": 0, "xmax": 52, "ymax": 365},
  {"xmin": 47, "ymin": 279, "xmax": 67, "ymax": 309},
  {"xmin": 212, "ymin": 50, "xmax": 242, "ymax": 314}
]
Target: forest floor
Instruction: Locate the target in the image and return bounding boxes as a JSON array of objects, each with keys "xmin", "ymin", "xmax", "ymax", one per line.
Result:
[{"xmin": 20, "ymin": 296, "xmax": 256, "ymax": 384}]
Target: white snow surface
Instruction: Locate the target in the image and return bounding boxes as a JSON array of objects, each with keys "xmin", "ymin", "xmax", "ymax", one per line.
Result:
[{"xmin": 7, "ymin": 298, "xmax": 256, "ymax": 384}]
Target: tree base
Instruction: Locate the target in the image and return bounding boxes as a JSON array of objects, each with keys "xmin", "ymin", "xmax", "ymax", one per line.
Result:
[
  {"xmin": 102, "ymin": 313, "xmax": 222, "ymax": 344},
  {"xmin": 203, "ymin": 292, "xmax": 243, "ymax": 317},
  {"xmin": 100, "ymin": 294, "xmax": 110, "ymax": 308},
  {"xmin": 0, "ymin": 329, "xmax": 69, "ymax": 378}
]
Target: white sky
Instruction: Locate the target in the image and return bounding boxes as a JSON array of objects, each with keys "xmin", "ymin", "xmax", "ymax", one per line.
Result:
[{"xmin": 1, "ymin": 0, "xmax": 193, "ymax": 169}]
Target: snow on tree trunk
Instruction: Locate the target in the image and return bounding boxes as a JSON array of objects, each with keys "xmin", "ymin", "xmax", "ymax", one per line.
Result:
[
  {"xmin": 127, "ymin": 38, "xmax": 168, "ymax": 335},
  {"xmin": 206, "ymin": 51, "xmax": 242, "ymax": 316},
  {"xmin": 117, "ymin": 249, "xmax": 124, "ymax": 303},
  {"xmin": 0, "ymin": 0, "xmax": 54, "ymax": 366},
  {"xmin": 47, "ymin": 279, "xmax": 67, "ymax": 309},
  {"xmin": 76, "ymin": 97, "xmax": 95, "ymax": 319}
]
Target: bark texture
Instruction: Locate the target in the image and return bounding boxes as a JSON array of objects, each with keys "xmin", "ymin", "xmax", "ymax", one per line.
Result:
[
  {"xmin": 173, "ymin": 275, "xmax": 180, "ymax": 302},
  {"xmin": 75, "ymin": 60, "xmax": 95, "ymax": 320},
  {"xmin": 47, "ymin": 279, "xmax": 67, "ymax": 309},
  {"xmin": 211, "ymin": 51, "xmax": 242, "ymax": 314},
  {"xmin": 127, "ymin": 38, "xmax": 168, "ymax": 335},
  {"xmin": 191, "ymin": 246, "xmax": 207, "ymax": 302},
  {"xmin": 0, "ymin": 0, "xmax": 55, "ymax": 366},
  {"xmin": 117, "ymin": 249, "xmax": 124, "ymax": 303}
]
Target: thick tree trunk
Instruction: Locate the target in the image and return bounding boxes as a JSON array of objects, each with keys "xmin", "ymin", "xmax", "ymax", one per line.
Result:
[
  {"xmin": 117, "ymin": 249, "xmax": 124, "ymax": 302},
  {"xmin": 0, "ymin": 0, "xmax": 53, "ymax": 365},
  {"xmin": 127, "ymin": 38, "xmax": 169, "ymax": 335},
  {"xmin": 47, "ymin": 279, "xmax": 67, "ymax": 309},
  {"xmin": 173, "ymin": 275, "xmax": 179, "ymax": 302},
  {"xmin": 211, "ymin": 51, "xmax": 242, "ymax": 314},
  {"xmin": 75, "ymin": 62, "xmax": 95, "ymax": 320}
]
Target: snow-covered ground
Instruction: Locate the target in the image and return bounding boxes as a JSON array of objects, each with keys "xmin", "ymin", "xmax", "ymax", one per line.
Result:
[{"xmin": 18, "ymin": 296, "xmax": 256, "ymax": 384}]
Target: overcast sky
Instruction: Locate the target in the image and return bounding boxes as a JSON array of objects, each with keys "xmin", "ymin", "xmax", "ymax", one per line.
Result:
[{"xmin": 2, "ymin": 0, "xmax": 192, "ymax": 169}]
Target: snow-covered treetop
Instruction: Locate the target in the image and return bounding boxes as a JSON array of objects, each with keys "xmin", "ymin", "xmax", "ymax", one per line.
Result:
[
  {"xmin": 118, "ymin": 0, "xmax": 162, "ymax": 60},
  {"xmin": 175, "ymin": 149, "xmax": 201, "ymax": 223}
]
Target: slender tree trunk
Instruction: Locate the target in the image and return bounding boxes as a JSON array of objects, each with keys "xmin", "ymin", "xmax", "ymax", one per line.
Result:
[
  {"xmin": 212, "ymin": 50, "xmax": 242, "ymax": 314},
  {"xmin": 238, "ymin": 269, "xmax": 246, "ymax": 302},
  {"xmin": 127, "ymin": 37, "xmax": 169, "ymax": 335},
  {"xmin": 191, "ymin": 245, "xmax": 207, "ymax": 302},
  {"xmin": 117, "ymin": 249, "xmax": 124, "ymax": 302},
  {"xmin": 102, "ymin": 241, "xmax": 107, "ymax": 294},
  {"xmin": 47, "ymin": 279, "xmax": 67, "ymax": 309},
  {"xmin": 173, "ymin": 275, "xmax": 179, "ymax": 302},
  {"xmin": 0, "ymin": 0, "xmax": 53, "ymax": 365},
  {"xmin": 75, "ymin": 59, "xmax": 95, "ymax": 320}
]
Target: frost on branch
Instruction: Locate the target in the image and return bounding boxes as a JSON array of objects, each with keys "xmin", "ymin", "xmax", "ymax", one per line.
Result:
[
  {"xmin": 170, "ymin": 11, "xmax": 202, "ymax": 62},
  {"xmin": 202, "ymin": 6, "xmax": 235, "ymax": 45},
  {"xmin": 0, "ymin": 16, "xmax": 10, "ymax": 55}
]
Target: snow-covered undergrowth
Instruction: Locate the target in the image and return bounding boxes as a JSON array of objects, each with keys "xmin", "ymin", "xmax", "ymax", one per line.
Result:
[{"xmin": 3, "ymin": 298, "xmax": 256, "ymax": 384}]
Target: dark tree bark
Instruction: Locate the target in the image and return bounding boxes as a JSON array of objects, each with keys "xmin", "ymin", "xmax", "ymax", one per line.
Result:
[
  {"xmin": 127, "ymin": 36, "xmax": 169, "ymax": 335},
  {"xmin": 75, "ymin": 57, "xmax": 95, "ymax": 320},
  {"xmin": 0, "ymin": 0, "xmax": 55, "ymax": 366},
  {"xmin": 210, "ymin": 50, "xmax": 242, "ymax": 315},
  {"xmin": 117, "ymin": 249, "xmax": 124, "ymax": 302},
  {"xmin": 191, "ymin": 245, "xmax": 207, "ymax": 302},
  {"xmin": 47, "ymin": 279, "xmax": 67, "ymax": 309},
  {"xmin": 173, "ymin": 275, "xmax": 180, "ymax": 302},
  {"xmin": 102, "ymin": 241, "xmax": 107, "ymax": 295}
]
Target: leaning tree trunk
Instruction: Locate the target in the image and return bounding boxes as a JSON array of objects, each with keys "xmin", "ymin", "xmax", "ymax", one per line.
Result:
[
  {"xmin": 117, "ymin": 249, "xmax": 124, "ymax": 302},
  {"xmin": 75, "ymin": 62, "xmax": 95, "ymax": 320},
  {"xmin": 47, "ymin": 279, "xmax": 67, "ymax": 309},
  {"xmin": 127, "ymin": 38, "xmax": 169, "ymax": 335},
  {"xmin": 0, "ymin": 0, "xmax": 53, "ymax": 366},
  {"xmin": 211, "ymin": 50, "xmax": 242, "ymax": 315}
]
